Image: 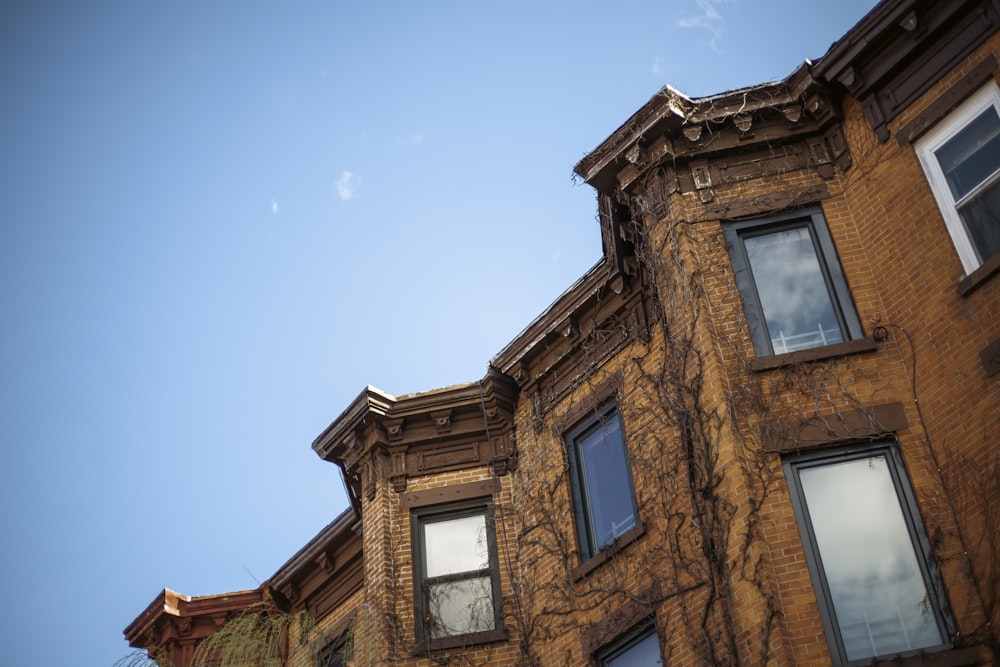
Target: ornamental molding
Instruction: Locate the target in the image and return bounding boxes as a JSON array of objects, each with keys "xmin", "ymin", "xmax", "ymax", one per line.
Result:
[{"xmin": 312, "ymin": 368, "xmax": 519, "ymax": 504}]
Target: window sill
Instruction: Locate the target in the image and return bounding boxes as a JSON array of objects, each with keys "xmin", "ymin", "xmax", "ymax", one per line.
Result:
[
  {"xmin": 956, "ymin": 250, "xmax": 1000, "ymax": 297},
  {"xmin": 869, "ymin": 645, "xmax": 980, "ymax": 666},
  {"xmin": 750, "ymin": 337, "xmax": 879, "ymax": 372},
  {"xmin": 412, "ymin": 627, "xmax": 508, "ymax": 654},
  {"xmin": 572, "ymin": 523, "xmax": 645, "ymax": 581}
]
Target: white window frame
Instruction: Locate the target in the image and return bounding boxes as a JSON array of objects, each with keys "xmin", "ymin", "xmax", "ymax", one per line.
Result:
[{"xmin": 916, "ymin": 82, "xmax": 1000, "ymax": 274}]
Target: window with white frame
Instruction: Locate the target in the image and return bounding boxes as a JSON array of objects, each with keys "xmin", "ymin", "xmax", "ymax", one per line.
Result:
[
  {"xmin": 565, "ymin": 401, "xmax": 639, "ymax": 562},
  {"xmin": 784, "ymin": 443, "xmax": 951, "ymax": 664},
  {"xmin": 411, "ymin": 502, "xmax": 503, "ymax": 644},
  {"xmin": 596, "ymin": 625, "xmax": 662, "ymax": 666},
  {"xmin": 723, "ymin": 207, "xmax": 864, "ymax": 357},
  {"xmin": 917, "ymin": 82, "xmax": 1000, "ymax": 274}
]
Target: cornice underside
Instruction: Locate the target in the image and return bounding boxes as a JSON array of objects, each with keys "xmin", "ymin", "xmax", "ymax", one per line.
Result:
[
  {"xmin": 501, "ymin": 272, "xmax": 648, "ymax": 433},
  {"xmin": 320, "ymin": 371, "xmax": 520, "ymax": 501}
]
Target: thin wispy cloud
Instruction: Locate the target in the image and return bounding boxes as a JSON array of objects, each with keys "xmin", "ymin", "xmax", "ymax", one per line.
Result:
[
  {"xmin": 271, "ymin": 198, "xmax": 279, "ymax": 214},
  {"xmin": 652, "ymin": 56, "xmax": 665, "ymax": 78},
  {"xmin": 677, "ymin": 0, "xmax": 734, "ymax": 52},
  {"xmin": 336, "ymin": 171, "xmax": 360, "ymax": 201},
  {"xmin": 407, "ymin": 132, "xmax": 425, "ymax": 144}
]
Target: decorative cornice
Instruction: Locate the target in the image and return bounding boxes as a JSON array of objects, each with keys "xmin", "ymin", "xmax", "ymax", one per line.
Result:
[
  {"xmin": 574, "ymin": 69, "xmax": 845, "ymax": 196},
  {"xmin": 312, "ymin": 368, "xmax": 519, "ymax": 501},
  {"xmin": 123, "ymin": 588, "xmax": 265, "ymax": 658},
  {"xmin": 492, "ymin": 258, "xmax": 648, "ymax": 428},
  {"xmin": 266, "ymin": 507, "xmax": 364, "ymax": 621},
  {"xmin": 812, "ymin": 0, "xmax": 999, "ymax": 141}
]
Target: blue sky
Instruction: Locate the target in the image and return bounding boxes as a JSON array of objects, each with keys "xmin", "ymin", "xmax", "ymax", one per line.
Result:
[{"xmin": 0, "ymin": 1, "xmax": 877, "ymax": 664}]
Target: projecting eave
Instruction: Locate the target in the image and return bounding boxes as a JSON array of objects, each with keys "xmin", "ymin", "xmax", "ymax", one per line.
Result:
[
  {"xmin": 492, "ymin": 256, "xmax": 614, "ymax": 375},
  {"xmin": 123, "ymin": 587, "xmax": 264, "ymax": 650},
  {"xmin": 311, "ymin": 385, "xmax": 396, "ymax": 463},
  {"xmin": 573, "ymin": 85, "xmax": 691, "ymax": 193},
  {"xmin": 266, "ymin": 506, "xmax": 364, "ymax": 618},
  {"xmin": 312, "ymin": 369, "xmax": 519, "ymax": 502},
  {"xmin": 268, "ymin": 507, "xmax": 359, "ymax": 590},
  {"xmin": 809, "ymin": 0, "xmax": 1000, "ymax": 143},
  {"xmin": 573, "ymin": 66, "xmax": 836, "ymax": 196}
]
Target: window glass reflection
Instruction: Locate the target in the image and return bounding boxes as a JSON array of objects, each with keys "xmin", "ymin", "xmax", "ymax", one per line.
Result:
[
  {"xmin": 424, "ymin": 514, "xmax": 488, "ymax": 577},
  {"xmin": 935, "ymin": 106, "xmax": 1000, "ymax": 262},
  {"xmin": 799, "ymin": 455, "xmax": 943, "ymax": 660},
  {"xmin": 427, "ymin": 576, "xmax": 495, "ymax": 639},
  {"xmin": 958, "ymin": 180, "xmax": 1000, "ymax": 261},
  {"xmin": 935, "ymin": 106, "xmax": 1000, "ymax": 201},
  {"xmin": 577, "ymin": 413, "xmax": 636, "ymax": 548},
  {"xmin": 604, "ymin": 630, "xmax": 662, "ymax": 666},
  {"xmin": 744, "ymin": 226, "xmax": 843, "ymax": 354}
]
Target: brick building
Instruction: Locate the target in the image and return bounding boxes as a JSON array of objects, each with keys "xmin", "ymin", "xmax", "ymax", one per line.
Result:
[{"xmin": 124, "ymin": 0, "xmax": 1000, "ymax": 664}]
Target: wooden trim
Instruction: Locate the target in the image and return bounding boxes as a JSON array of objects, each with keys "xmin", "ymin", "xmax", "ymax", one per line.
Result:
[
  {"xmin": 980, "ymin": 337, "xmax": 1000, "ymax": 378},
  {"xmin": 819, "ymin": 0, "xmax": 1000, "ymax": 141},
  {"xmin": 957, "ymin": 250, "xmax": 1000, "ymax": 297},
  {"xmin": 309, "ymin": 553, "xmax": 364, "ymax": 621},
  {"xmin": 411, "ymin": 627, "xmax": 508, "ymax": 654},
  {"xmin": 401, "ymin": 478, "xmax": 500, "ymax": 508},
  {"xmin": 705, "ymin": 183, "xmax": 831, "ymax": 221},
  {"xmin": 750, "ymin": 336, "xmax": 878, "ymax": 372},
  {"xmin": 871, "ymin": 646, "xmax": 981, "ymax": 667},
  {"xmin": 896, "ymin": 55, "xmax": 998, "ymax": 146},
  {"xmin": 571, "ymin": 523, "xmax": 646, "ymax": 581},
  {"xmin": 764, "ymin": 402, "xmax": 909, "ymax": 453}
]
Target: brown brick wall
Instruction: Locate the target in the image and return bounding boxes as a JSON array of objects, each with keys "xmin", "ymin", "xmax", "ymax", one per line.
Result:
[{"xmin": 330, "ymin": 30, "xmax": 1000, "ymax": 667}]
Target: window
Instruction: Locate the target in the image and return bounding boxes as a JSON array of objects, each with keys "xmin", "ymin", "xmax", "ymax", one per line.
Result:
[
  {"xmin": 566, "ymin": 401, "xmax": 639, "ymax": 561},
  {"xmin": 724, "ymin": 207, "xmax": 863, "ymax": 357},
  {"xmin": 917, "ymin": 83, "xmax": 1000, "ymax": 274},
  {"xmin": 412, "ymin": 502, "xmax": 503, "ymax": 644},
  {"xmin": 316, "ymin": 640, "xmax": 345, "ymax": 667},
  {"xmin": 597, "ymin": 626, "xmax": 662, "ymax": 666},
  {"xmin": 784, "ymin": 443, "xmax": 951, "ymax": 664}
]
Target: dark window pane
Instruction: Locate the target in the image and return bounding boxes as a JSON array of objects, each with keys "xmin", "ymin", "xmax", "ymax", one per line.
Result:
[
  {"xmin": 577, "ymin": 413, "xmax": 636, "ymax": 549},
  {"xmin": 958, "ymin": 178, "xmax": 1000, "ymax": 262},
  {"xmin": 427, "ymin": 576, "xmax": 495, "ymax": 638},
  {"xmin": 424, "ymin": 514, "xmax": 489, "ymax": 577},
  {"xmin": 744, "ymin": 226, "xmax": 843, "ymax": 353},
  {"xmin": 798, "ymin": 455, "xmax": 943, "ymax": 661},
  {"xmin": 935, "ymin": 106, "xmax": 1000, "ymax": 201},
  {"xmin": 604, "ymin": 631, "xmax": 662, "ymax": 666},
  {"xmin": 317, "ymin": 643, "xmax": 344, "ymax": 667}
]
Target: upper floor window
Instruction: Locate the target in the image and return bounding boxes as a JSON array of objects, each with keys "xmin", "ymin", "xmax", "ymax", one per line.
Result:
[
  {"xmin": 411, "ymin": 501, "xmax": 503, "ymax": 645},
  {"xmin": 316, "ymin": 639, "xmax": 345, "ymax": 667},
  {"xmin": 597, "ymin": 625, "xmax": 662, "ymax": 666},
  {"xmin": 917, "ymin": 83, "xmax": 1000, "ymax": 274},
  {"xmin": 723, "ymin": 207, "xmax": 863, "ymax": 357},
  {"xmin": 784, "ymin": 443, "xmax": 951, "ymax": 664},
  {"xmin": 566, "ymin": 401, "xmax": 639, "ymax": 562}
]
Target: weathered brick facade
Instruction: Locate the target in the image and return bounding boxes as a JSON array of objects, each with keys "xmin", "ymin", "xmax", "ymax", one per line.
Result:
[{"xmin": 126, "ymin": 1, "xmax": 999, "ymax": 665}]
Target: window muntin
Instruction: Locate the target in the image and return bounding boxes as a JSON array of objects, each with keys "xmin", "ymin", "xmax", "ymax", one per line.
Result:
[
  {"xmin": 598, "ymin": 626, "xmax": 662, "ymax": 666},
  {"xmin": 785, "ymin": 444, "xmax": 949, "ymax": 664},
  {"xmin": 917, "ymin": 83, "xmax": 1000, "ymax": 273},
  {"xmin": 724, "ymin": 207, "xmax": 863, "ymax": 357},
  {"xmin": 566, "ymin": 402, "xmax": 639, "ymax": 561},
  {"xmin": 413, "ymin": 503, "xmax": 502, "ymax": 642}
]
